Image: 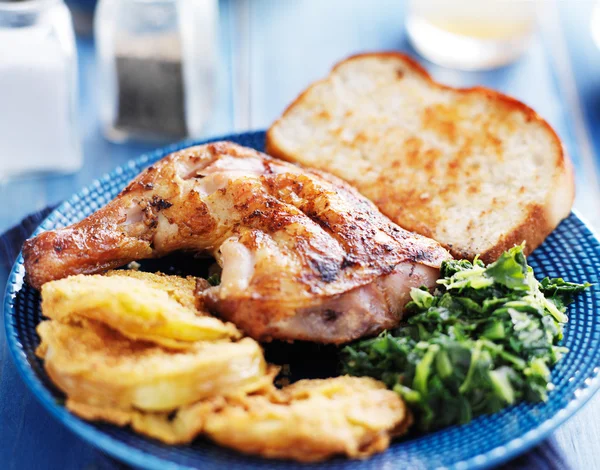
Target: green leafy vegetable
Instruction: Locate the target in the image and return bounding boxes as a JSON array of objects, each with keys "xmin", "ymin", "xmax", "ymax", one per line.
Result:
[
  {"xmin": 341, "ymin": 244, "xmax": 590, "ymax": 431},
  {"xmin": 206, "ymin": 273, "xmax": 221, "ymax": 286}
]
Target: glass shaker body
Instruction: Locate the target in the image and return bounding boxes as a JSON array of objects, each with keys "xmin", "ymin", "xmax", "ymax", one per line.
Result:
[
  {"xmin": 95, "ymin": 0, "xmax": 217, "ymax": 143},
  {"xmin": 0, "ymin": 0, "xmax": 81, "ymax": 180}
]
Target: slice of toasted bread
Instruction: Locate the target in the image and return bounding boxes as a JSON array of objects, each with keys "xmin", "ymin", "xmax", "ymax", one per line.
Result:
[{"xmin": 266, "ymin": 53, "xmax": 574, "ymax": 261}]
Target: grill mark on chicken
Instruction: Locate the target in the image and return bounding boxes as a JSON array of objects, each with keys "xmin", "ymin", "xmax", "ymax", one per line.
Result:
[
  {"xmin": 150, "ymin": 196, "xmax": 173, "ymax": 211},
  {"xmin": 323, "ymin": 309, "xmax": 341, "ymax": 322},
  {"xmin": 261, "ymin": 172, "xmax": 390, "ymax": 268},
  {"xmin": 178, "ymin": 191, "xmax": 216, "ymax": 238},
  {"xmin": 23, "ymin": 142, "xmax": 452, "ymax": 343},
  {"xmin": 307, "ymin": 256, "xmax": 340, "ymax": 283},
  {"xmin": 341, "ymin": 256, "xmax": 359, "ymax": 269},
  {"xmin": 260, "ymin": 175, "xmax": 360, "ymax": 277},
  {"xmin": 53, "ymin": 239, "xmax": 65, "ymax": 253}
]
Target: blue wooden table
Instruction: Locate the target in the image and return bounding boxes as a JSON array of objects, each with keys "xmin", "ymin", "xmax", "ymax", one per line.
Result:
[{"xmin": 2, "ymin": 1, "xmax": 600, "ymax": 468}]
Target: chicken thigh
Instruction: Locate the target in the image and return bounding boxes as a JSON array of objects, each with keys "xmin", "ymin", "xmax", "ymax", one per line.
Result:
[{"xmin": 24, "ymin": 142, "xmax": 451, "ymax": 343}]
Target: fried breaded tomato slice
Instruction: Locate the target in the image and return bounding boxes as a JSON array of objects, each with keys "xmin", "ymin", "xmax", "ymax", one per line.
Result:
[
  {"xmin": 104, "ymin": 269, "xmax": 205, "ymax": 312},
  {"xmin": 65, "ymin": 365, "xmax": 281, "ymax": 445},
  {"xmin": 41, "ymin": 273, "xmax": 240, "ymax": 348},
  {"xmin": 201, "ymin": 376, "xmax": 411, "ymax": 461},
  {"xmin": 36, "ymin": 320, "xmax": 268, "ymax": 411},
  {"xmin": 67, "ymin": 376, "xmax": 411, "ymax": 461}
]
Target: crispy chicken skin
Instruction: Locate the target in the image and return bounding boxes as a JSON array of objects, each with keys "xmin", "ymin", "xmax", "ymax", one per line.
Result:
[{"xmin": 24, "ymin": 142, "xmax": 451, "ymax": 343}]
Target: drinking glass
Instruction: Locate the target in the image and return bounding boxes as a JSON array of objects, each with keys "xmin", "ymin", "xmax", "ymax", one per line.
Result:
[{"xmin": 406, "ymin": 0, "xmax": 539, "ymax": 70}]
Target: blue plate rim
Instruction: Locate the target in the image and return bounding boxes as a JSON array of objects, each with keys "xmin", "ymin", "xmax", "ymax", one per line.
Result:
[{"xmin": 4, "ymin": 130, "xmax": 600, "ymax": 470}]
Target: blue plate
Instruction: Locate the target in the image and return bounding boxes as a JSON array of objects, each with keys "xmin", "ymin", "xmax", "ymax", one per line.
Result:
[{"xmin": 5, "ymin": 131, "xmax": 600, "ymax": 470}]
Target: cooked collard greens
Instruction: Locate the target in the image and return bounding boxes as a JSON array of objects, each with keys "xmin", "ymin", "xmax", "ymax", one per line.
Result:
[{"xmin": 341, "ymin": 245, "xmax": 590, "ymax": 431}]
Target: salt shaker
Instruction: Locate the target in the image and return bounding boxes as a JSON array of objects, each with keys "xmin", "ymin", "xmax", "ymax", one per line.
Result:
[
  {"xmin": 95, "ymin": 0, "xmax": 218, "ymax": 143},
  {"xmin": 0, "ymin": 0, "xmax": 81, "ymax": 180}
]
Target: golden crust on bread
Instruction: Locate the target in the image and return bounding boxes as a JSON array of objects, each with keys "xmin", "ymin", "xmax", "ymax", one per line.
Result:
[{"xmin": 266, "ymin": 52, "xmax": 574, "ymax": 261}]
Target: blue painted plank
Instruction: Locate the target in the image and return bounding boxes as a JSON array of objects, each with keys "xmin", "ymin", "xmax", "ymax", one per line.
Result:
[
  {"xmin": 538, "ymin": 1, "xmax": 600, "ymax": 229},
  {"xmin": 558, "ymin": 0, "xmax": 600, "ymax": 180},
  {"xmin": 0, "ymin": 305, "xmax": 104, "ymax": 469},
  {"xmin": 248, "ymin": 0, "xmax": 408, "ymax": 129},
  {"xmin": 542, "ymin": 4, "xmax": 600, "ymax": 467},
  {"xmin": 0, "ymin": 179, "xmax": 48, "ymax": 236}
]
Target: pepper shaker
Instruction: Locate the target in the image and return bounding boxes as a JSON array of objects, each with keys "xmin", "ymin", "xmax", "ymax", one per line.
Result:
[
  {"xmin": 0, "ymin": 0, "xmax": 81, "ymax": 180},
  {"xmin": 95, "ymin": 0, "xmax": 218, "ymax": 143}
]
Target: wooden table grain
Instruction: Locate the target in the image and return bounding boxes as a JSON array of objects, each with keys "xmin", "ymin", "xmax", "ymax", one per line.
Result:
[{"xmin": 1, "ymin": 1, "xmax": 600, "ymax": 468}]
